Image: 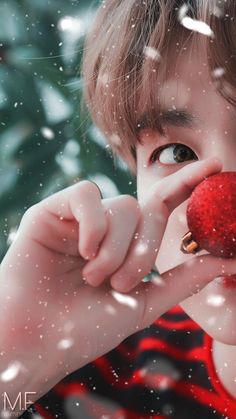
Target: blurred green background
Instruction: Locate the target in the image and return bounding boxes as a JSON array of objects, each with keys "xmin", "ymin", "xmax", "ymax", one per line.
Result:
[{"xmin": 0, "ymin": 0, "xmax": 136, "ymax": 261}]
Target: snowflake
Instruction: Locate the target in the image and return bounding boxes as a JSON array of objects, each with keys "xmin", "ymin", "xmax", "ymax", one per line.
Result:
[
  {"xmin": 111, "ymin": 290, "xmax": 138, "ymax": 309},
  {"xmin": 40, "ymin": 126, "xmax": 55, "ymax": 140},
  {"xmin": 178, "ymin": 4, "xmax": 214, "ymax": 37},
  {"xmin": 57, "ymin": 338, "xmax": 74, "ymax": 350},
  {"xmin": 206, "ymin": 293, "xmax": 225, "ymax": 307},
  {"xmin": 0, "ymin": 361, "xmax": 27, "ymax": 382},
  {"xmin": 143, "ymin": 46, "xmax": 161, "ymax": 61}
]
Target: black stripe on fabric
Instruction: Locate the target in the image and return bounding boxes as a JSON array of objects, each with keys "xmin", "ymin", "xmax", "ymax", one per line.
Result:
[
  {"xmin": 18, "ymin": 403, "xmax": 39, "ymax": 418},
  {"xmin": 17, "ymin": 348, "xmax": 222, "ymax": 419},
  {"xmin": 50, "ymin": 349, "xmax": 215, "ymax": 409},
  {"xmin": 121, "ymin": 322, "xmax": 204, "ymax": 351},
  {"xmin": 103, "ymin": 336, "xmax": 207, "ymax": 392},
  {"xmin": 17, "ymin": 309, "xmax": 221, "ymax": 419},
  {"xmin": 161, "ymin": 310, "xmax": 191, "ymax": 322},
  {"xmin": 30, "ymin": 361, "xmax": 130, "ymax": 419},
  {"xmin": 118, "ymin": 385, "xmax": 225, "ymax": 419},
  {"xmin": 18, "ymin": 387, "xmax": 65, "ymax": 419},
  {"xmin": 133, "ymin": 350, "xmax": 216, "ymax": 392}
]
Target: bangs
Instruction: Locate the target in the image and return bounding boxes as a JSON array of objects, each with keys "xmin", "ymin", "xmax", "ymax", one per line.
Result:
[{"xmin": 82, "ymin": 0, "xmax": 236, "ymax": 175}]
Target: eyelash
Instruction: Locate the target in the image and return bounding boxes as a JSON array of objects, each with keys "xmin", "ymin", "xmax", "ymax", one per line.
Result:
[{"xmin": 149, "ymin": 143, "xmax": 198, "ymax": 165}]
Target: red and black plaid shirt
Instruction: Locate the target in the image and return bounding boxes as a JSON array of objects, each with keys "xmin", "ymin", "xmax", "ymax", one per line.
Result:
[{"xmin": 20, "ymin": 305, "xmax": 236, "ymax": 419}]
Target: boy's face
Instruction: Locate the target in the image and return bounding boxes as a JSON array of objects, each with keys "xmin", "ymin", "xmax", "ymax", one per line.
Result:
[{"xmin": 136, "ymin": 44, "xmax": 236, "ymax": 345}]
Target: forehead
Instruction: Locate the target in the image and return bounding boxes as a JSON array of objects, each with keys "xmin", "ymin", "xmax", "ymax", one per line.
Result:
[
  {"xmin": 158, "ymin": 42, "xmax": 212, "ymax": 109},
  {"xmin": 137, "ymin": 39, "xmax": 236, "ymax": 143},
  {"xmin": 136, "ymin": 36, "xmax": 212, "ymax": 129}
]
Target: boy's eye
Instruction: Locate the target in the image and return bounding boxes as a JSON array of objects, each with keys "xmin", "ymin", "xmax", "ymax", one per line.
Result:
[{"xmin": 149, "ymin": 143, "xmax": 198, "ymax": 165}]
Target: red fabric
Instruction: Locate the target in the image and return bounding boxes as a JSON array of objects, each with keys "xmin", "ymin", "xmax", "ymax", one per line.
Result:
[
  {"xmin": 33, "ymin": 305, "xmax": 236, "ymax": 419},
  {"xmin": 204, "ymin": 333, "xmax": 236, "ymax": 417}
]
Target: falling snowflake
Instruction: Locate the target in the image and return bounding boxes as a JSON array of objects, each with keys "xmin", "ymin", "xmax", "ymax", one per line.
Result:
[
  {"xmin": 58, "ymin": 16, "xmax": 82, "ymax": 35},
  {"xmin": 143, "ymin": 46, "xmax": 161, "ymax": 61},
  {"xmin": 178, "ymin": 4, "xmax": 214, "ymax": 37},
  {"xmin": 0, "ymin": 361, "xmax": 27, "ymax": 382},
  {"xmin": 212, "ymin": 67, "xmax": 225, "ymax": 78},
  {"xmin": 178, "ymin": 3, "xmax": 189, "ymax": 21},
  {"xmin": 135, "ymin": 242, "xmax": 149, "ymax": 256},
  {"xmin": 181, "ymin": 16, "xmax": 214, "ymax": 37},
  {"xmin": 40, "ymin": 126, "xmax": 55, "ymax": 140},
  {"xmin": 57, "ymin": 338, "xmax": 74, "ymax": 350},
  {"xmin": 111, "ymin": 290, "xmax": 138, "ymax": 309},
  {"xmin": 104, "ymin": 304, "xmax": 117, "ymax": 315},
  {"xmin": 206, "ymin": 293, "xmax": 226, "ymax": 307}
]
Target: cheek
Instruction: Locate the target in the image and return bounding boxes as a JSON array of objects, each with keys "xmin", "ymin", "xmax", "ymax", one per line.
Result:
[{"xmin": 155, "ymin": 200, "xmax": 190, "ymax": 272}]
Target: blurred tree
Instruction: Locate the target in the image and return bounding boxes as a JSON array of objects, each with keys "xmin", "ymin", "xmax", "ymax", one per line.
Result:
[{"xmin": 0, "ymin": 0, "xmax": 136, "ymax": 261}]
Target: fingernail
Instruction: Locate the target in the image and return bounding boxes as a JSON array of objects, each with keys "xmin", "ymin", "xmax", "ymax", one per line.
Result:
[
  {"xmin": 83, "ymin": 263, "xmax": 95, "ymax": 277},
  {"xmin": 84, "ymin": 250, "xmax": 98, "ymax": 261},
  {"xmin": 83, "ymin": 270, "xmax": 104, "ymax": 286}
]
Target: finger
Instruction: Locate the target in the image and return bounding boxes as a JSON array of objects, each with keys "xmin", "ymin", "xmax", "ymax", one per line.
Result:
[
  {"xmin": 110, "ymin": 157, "xmax": 222, "ymax": 292},
  {"xmin": 110, "ymin": 207, "xmax": 161, "ymax": 291},
  {"xmin": 141, "ymin": 156, "xmax": 222, "ymax": 213},
  {"xmin": 93, "ymin": 255, "xmax": 236, "ymax": 347},
  {"xmin": 19, "ymin": 180, "xmax": 107, "ymax": 261},
  {"xmin": 135, "ymin": 254, "xmax": 236, "ymax": 330},
  {"xmin": 82, "ymin": 195, "xmax": 140, "ymax": 286},
  {"xmin": 75, "ymin": 182, "xmax": 107, "ymax": 260}
]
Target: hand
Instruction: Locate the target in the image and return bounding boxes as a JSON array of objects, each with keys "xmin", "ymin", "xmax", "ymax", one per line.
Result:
[{"xmin": 1, "ymin": 157, "xmax": 235, "ymax": 401}]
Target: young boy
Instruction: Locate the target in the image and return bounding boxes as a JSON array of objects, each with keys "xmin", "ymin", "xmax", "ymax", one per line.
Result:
[{"xmin": 1, "ymin": 0, "xmax": 236, "ymax": 418}]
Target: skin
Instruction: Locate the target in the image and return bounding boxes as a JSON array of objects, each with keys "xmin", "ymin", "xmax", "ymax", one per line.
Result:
[
  {"xmin": 136, "ymin": 42, "xmax": 236, "ymax": 397},
  {"xmin": 1, "ymin": 39, "xmax": 236, "ymax": 408}
]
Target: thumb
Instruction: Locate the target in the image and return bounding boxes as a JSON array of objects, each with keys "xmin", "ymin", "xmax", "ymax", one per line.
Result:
[{"xmin": 132, "ymin": 254, "xmax": 236, "ymax": 330}]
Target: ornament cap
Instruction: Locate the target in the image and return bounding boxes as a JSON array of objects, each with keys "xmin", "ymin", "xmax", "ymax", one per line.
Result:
[{"xmin": 180, "ymin": 231, "xmax": 201, "ymax": 254}]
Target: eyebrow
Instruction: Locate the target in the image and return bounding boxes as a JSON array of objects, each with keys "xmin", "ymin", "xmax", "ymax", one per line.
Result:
[{"xmin": 137, "ymin": 108, "xmax": 201, "ymax": 132}]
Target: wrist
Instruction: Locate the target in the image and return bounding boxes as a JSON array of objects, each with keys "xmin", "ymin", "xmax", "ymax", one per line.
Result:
[
  {"xmin": 0, "ymin": 353, "xmax": 64, "ymax": 415},
  {"xmin": 0, "ymin": 325, "xmax": 65, "ymax": 416}
]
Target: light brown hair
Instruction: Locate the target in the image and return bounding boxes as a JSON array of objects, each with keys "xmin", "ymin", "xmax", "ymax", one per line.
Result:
[{"xmin": 82, "ymin": 0, "xmax": 236, "ymax": 175}]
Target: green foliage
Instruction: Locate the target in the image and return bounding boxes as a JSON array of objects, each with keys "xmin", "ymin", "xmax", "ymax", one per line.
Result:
[{"xmin": 0, "ymin": 0, "xmax": 136, "ymax": 260}]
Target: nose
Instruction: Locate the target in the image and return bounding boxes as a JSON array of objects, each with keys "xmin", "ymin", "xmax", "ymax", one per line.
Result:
[{"xmin": 205, "ymin": 134, "xmax": 236, "ymax": 173}]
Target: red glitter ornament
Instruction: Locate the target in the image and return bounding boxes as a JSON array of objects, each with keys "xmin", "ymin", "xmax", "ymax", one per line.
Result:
[{"xmin": 181, "ymin": 172, "xmax": 236, "ymax": 258}]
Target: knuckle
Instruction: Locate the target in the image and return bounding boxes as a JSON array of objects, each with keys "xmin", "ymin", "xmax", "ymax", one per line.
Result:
[
  {"xmin": 21, "ymin": 204, "xmax": 40, "ymax": 221},
  {"xmin": 119, "ymin": 257, "xmax": 151, "ymax": 281},
  {"xmin": 122, "ymin": 194, "xmax": 138, "ymax": 206},
  {"xmin": 121, "ymin": 194, "xmax": 141, "ymax": 214},
  {"xmin": 78, "ymin": 180, "xmax": 102, "ymax": 198},
  {"xmin": 20, "ymin": 204, "xmax": 43, "ymax": 230}
]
